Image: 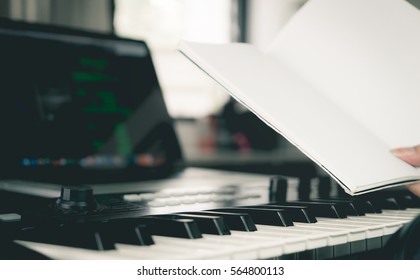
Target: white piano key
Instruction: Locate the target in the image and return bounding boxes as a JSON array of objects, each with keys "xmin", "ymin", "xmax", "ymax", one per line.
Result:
[
  {"xmin": 15, "ymin": 227, "xmax": 301, "ymax": 260},
  {"xmin": 398, "ymin": 208, "xmax": 420, "ymax": 213},
  {"xmin": 15, "ymin": 240, "xmax": 130, "ymax": 260},
  {"xmin": 255, "ymin": 225, "xmax": 329, "ymax": 250},
  {"xmin": 348, "ymin": 216, "xmax": 409, "ymax": 226},
  {"xmin": 317, "ymin": 218, "xmax": 368, "ymax": 242},
  {"xmin": 115, "ymin": 248, "xmax": 198, "ymax": 260},
  {"xmin": 204, "ymin": 232, "xmax": 285, "ymax": 259},
  {"xmin": 292, "ymin": 223, "xmax": 350, "ymax": 245},
  {"xmin": 315, "ymin": 219, "xmax": 382, "ymax": 240},
  {"xmin": 151, "ymin": 231, "xmax": 291, "ymax": 260},
  {"xmin": 375, "ymin": 210, "xmax": 420, "ymax": 217},
  {"xmin": 320, "ymin": 215, "xmax": 407, "ymax": 237},
  {"xmin": 18, "ymin": 239, "xmax": 229, "ymax": 260},
  {"xmin": 319, "ymin": 217, "xmax": 399, "ymax": 238},
  {"xmin": 115, "ymin": 242, "xmax": 229, "ymax": 260},
  {"xmin": 226, "ymin": 230, "xmax": 306, "ymax": 256},
  {"xmin": 362, "ymin": 214, "xmax": 416, "ymax": 221},
  {"xmin": 151, "ymin": 235, "xmax": 256, "ymax": 260},
  {"xmin": 312, "ymin": 217, "xmax": 394, "ymax": 254}
]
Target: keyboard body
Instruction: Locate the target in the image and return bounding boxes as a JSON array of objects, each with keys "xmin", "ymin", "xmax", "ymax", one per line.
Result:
[{"xmin": 1, "ymin": 169, "xmax": 419, "ymax": 260}]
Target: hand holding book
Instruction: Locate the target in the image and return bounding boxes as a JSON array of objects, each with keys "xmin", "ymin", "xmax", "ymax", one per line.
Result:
[
  {"xmin": 179, "ymin": 0, "xmax": 420, "ymax": 195},
  {"xmin": 393, "ymin": 145, "xmax": 420, "ymax": 197}
]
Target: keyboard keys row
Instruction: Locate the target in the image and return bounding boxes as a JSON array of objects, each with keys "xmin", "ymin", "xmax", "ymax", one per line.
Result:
[
  {"xmin": 11, "ymin": 192, "xmax": 420, "ymax": 259},
  {"xmin": 15, "ymin": 207, "xmax": 420, "ymax": 260}
]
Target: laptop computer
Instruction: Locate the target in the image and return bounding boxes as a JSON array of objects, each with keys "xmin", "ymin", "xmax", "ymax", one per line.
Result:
[{"xmin": 0, "ymin": 18, "xmax": 276, "ymax": 202}]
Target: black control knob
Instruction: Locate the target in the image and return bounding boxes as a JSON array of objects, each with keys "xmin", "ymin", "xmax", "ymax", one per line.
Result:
[{"xmin": 55, "ymin": 185, "xmax": 97, "ymax": 211}]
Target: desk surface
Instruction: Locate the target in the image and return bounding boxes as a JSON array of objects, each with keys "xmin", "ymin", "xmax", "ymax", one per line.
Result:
[{"xmin": 174, "ymin": 119, "xmax": 316, "ymax": 176}]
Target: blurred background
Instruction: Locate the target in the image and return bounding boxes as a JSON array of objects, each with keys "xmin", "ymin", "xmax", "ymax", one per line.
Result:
[{"xmin": 1, "ymin": 0, "xmax": 419, "ymax": 175}]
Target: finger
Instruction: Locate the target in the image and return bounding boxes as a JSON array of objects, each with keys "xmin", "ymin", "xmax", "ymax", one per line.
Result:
[
  {"xmin": 407, "ymin": 183, "xmax": 420, "ymax": 197},
  {"xmin": 391, "ymin": 145, "xmax": 420, "ymax": 166}
]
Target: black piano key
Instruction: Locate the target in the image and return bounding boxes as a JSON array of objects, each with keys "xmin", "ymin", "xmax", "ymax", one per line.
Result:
[
  {"xmin": 404, "ymin": 193, "xmax": 420, "ymax": 208},
  {"xmin": 185, "ymin": 211, "xmax": 257, "ymax": 232},
  {"xmin": 318, "ymin": 176, "xmax": 332, "ymax": 199},
  {"xmin": 310, "ymin": 199, "xmax": 366, "ymax": 216},
  {"xmin": 269, "ymin": 176, "xmax": 288, "ymax": 202},
  {"xmin": 136, "ymin": 216, "xmax": 202, "ymax": 239},
  {"xmin": 102, "ymin": 219, "xmax": 154, "ymax": 246},
  {"xmin": 18, "ymin": 222, "xmax": 115, "ymax": 250},
  {"xmin": 276, "ymin": 201, "xmax": 347, "ymax": 219},
  {"xmin": 370, "ymin": 196, "xmax": 406, "ymax": 210},
  {"xmin": 391, "ymin": 192, "xmax": 420, "ymax": 208},
  {"xmin": 298, "ymin": 176, "xmax": 311, "ymax": 201},
  {"xmin": 172, "ymin": 214, "xmax": 231, "ymax": 235},
  {"xmin": 211, "ymin": 207, "xmax": 294, "ymax": 227},
  {"xmin": 364, "ymin": 189, "xmax": 420, "ymax": 210},
  {"xmin": 357, "ymin": 199, "xmax": 382, "ymax": 214},
  {"xmin": 251, "ymin": 205, "xmax": 317, "ymax": 223}
]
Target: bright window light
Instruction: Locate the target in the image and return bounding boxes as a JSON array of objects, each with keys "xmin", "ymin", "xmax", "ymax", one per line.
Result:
[{"xmin": 114, "ymin": 0, "xmax": 236, "ymax": 118}]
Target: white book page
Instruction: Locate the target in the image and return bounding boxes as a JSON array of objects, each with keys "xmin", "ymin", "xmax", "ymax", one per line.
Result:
[
  {"xmin": 179, "ymin": 41, "xmax": 420, "ymax": 195},
  {"xmin": 267, "ymin": 0, "xmax": 420, "ymax": 149}
]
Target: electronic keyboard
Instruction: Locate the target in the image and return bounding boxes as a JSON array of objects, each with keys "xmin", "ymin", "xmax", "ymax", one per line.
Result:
[{"xmin": 2, "ymin": 175, "xmax": 419, "ymax": 260}]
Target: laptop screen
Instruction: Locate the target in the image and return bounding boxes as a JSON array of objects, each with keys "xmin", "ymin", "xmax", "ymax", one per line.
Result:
[{"xmin": 0, "ymin": 19, "xmax": 183, "ymax": 184}]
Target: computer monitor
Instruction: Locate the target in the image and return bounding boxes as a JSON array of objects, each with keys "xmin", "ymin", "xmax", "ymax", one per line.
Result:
[{"xmin": 0, "ymin": 19, "xmax": 183, "ymax": 184}]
